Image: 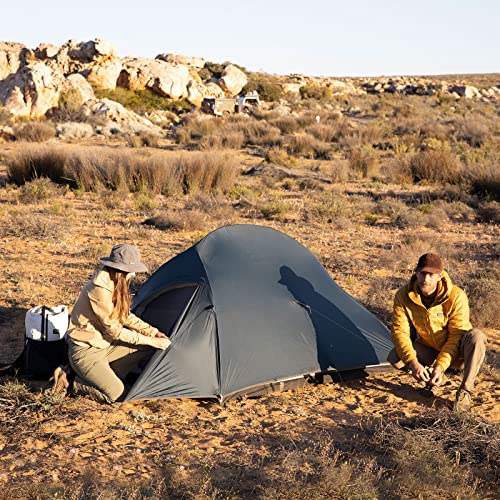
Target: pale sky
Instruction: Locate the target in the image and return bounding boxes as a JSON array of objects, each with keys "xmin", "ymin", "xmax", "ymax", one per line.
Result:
[{"xmin": 3, "ymin": 0, "xmax": 499, "ymax": 77}]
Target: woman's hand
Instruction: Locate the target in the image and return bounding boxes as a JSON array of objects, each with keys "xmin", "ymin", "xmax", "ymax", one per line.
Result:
[
  {"xmin": 150, "ymin": 336, "xmax": 171, "ymax": 350},
  {"xmin": 155, "ymin": 332, "xmax": 169, "ymax": 338}
]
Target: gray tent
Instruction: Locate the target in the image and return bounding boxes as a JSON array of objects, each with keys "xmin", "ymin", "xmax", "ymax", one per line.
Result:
[{"xmin": 125, "ymin": 224, "xmax": 392, "ymax": 403}]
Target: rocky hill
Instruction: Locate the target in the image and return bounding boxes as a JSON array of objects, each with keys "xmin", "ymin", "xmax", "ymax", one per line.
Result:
[{"xmin": 1, "ymin": 38, "xmax": 499, "ymax": 124}]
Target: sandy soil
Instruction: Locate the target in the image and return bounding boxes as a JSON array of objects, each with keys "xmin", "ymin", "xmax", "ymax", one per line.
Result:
[{"xmin": 0, "ymin": 142, "xmax": 498, "ymax": 490}]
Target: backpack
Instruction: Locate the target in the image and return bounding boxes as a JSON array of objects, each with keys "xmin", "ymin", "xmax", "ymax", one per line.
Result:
[{"xmin": 24, "ymin": 305, "xmax": 69, "ymax": 379}]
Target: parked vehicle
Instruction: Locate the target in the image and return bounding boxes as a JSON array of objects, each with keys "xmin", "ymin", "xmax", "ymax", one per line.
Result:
[{"xmin": 201, "ymin": 92, "xmax": 260, "ymax": 116}]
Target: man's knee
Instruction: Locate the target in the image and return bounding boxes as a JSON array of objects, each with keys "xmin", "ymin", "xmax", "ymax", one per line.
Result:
[
  {"xmin": 462, "ymin": 328, "xmax": 487, "ymax": 349},
  {"xmin": 387, "ymin": 347, "xmax": 405, "ymax": 369}
]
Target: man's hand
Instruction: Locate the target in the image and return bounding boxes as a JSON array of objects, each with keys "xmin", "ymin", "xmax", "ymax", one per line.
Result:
[
  {"xmin": 155, "ymin": 332, "xmax": 169, "ymax": 338},
  {"xmin": 408, "ymin": 359, "xmax": 430, "ymax": 382},
  {"xmin": 429, "ymin": 365, "xmax": 444, "ymax": 386}
]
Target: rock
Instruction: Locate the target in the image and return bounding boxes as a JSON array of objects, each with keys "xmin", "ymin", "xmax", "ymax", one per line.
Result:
[
  {"xmin": 282, "ymin": 82, "xmax": 304, "ymax": 94},
  {"xmin": 218, "ymin": 64, "xmax": 247, "ymax": 96},
  {"xmin": 66, "ymin": 73, "xmax": 95, "ymax": 102},
  {"xmin": 0, "ymin": 125, "xmax": 15, "ymax": 141},
  {"xmin": 204, "ymin": 82, "xmax": 225, "ymax": 98},
  {"xmin": 448, "ymin": 84, "xmax": 481, "ymax": 99},
  {"xmin": 85, "ymin": 58, "xmax": 122, "ymax": 89},
  {"xmin": 34, "ymin": 43, "xmax": 60, "ymax": 59},
  {"xmin": 0, "ymin": 62, "xmax": 67, "ymax": 117},
  {"xmin": 0, "ymin": 63, "xmax": 95, "ymax": 118},
  {"xmin": 118, "ymin": 58, "xmax": 189, "ymax": 99},
  {"xmin": 156, "ymin": 53, "xmax": 205, "ymax": 68},
  {"xmin": 270, "ymin": 104, "xmax": 291, "ymax": 116},
  {"xmin": 81, "ymin": 98, "xmax": 162, "ymax": 134},
  {"xmin": 0, "ymin": 42, "xmax": 30, "ymax": 80},
  {"xmin": 186, "ymin": 80, "xmax": 207, "ymax": 107},
  {"xmin": 66, "ymin": 38, "xmax": 117, "ymax": 63}
]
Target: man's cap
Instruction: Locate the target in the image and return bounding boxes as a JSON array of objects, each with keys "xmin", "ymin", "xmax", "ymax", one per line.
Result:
[
  {"xmin": 415, "ymin": 253, "xmax": 443, "ymax": 274},
  {"xmin": 100, "ymin": 244, "xmax": 148, "ymax": 273}
]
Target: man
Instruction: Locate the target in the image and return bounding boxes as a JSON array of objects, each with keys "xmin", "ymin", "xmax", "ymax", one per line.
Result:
[{"xmin": 388, "ymin": 253, "xmax": 486, "ymax": 411}]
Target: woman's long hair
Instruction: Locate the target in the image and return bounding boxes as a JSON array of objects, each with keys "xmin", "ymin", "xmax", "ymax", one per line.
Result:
[{"xmin": 106, "ymin": 267, "xmax": 131, "ymax": 322}]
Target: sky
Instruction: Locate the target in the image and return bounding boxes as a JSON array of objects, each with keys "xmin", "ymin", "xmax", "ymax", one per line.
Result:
[{"xmin": 3, "ymin": 0, "xmax": 499, "ymax": 77}]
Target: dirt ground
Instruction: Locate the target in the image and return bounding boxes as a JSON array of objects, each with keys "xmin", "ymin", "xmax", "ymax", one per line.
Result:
[{"xmin": 0, "ymin": 141, "xmax": 498, "ymax": 493}]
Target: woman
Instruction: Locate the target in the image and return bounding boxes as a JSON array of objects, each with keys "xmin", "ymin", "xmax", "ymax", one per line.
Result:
[{"xmin": 53, "ymin": 244, "xmax": 170, "ymax": 403}]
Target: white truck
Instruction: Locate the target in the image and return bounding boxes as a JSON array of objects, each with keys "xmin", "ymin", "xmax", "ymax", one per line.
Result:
[{"xmin": 201, "ymin": 92, "xmax": 260, "ymax": 116}]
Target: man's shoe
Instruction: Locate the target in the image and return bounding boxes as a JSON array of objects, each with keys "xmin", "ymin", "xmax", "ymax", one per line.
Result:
[
  {"xmin": 51, "ymin": 366, "xmax": 70, "ymax": 395},
  {"xmin": 420, "ymin": 383, "xmax": 438, "ymax": 398},
  {"xmin": 454, "ymin": 390, "xmax": 472, "ymax": 412}
]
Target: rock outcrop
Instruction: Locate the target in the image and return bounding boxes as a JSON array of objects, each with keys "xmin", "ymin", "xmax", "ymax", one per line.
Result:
[
  {"xmin": 218, "ymin": 64, "xmax": 247, "ymax": 96},
  {"xmin": 1, "ymin": 37, "xmax": 497, "ymax": 121},
  {"xmin": 156, "ymin": 53, "xmax": 205, "ymax": 68},
  {"xmin": 118, "ymin": 58, "xmax": 190, "ymax": 99},
  {"xmin": 0, "ymin": 42, "xmax": 30, "ymax": 80},
  {"xmin": 81, "ymin": 98, "xmax": 162, "ymax": 134}
]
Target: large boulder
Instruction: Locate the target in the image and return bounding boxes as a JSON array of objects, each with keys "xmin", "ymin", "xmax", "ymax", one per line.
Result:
[
  {"xmin": 0, "ymin": 42, "xmax": 30, "ymax": 80},
  {"xmin": 156, "ymin": 53, "xmax": 205, "ymax": 68},
  {"xmin": 85, "ymin": 58, "xmax": 123, "ymax": 89},
  {"xmin": 66, "ymin": 73, "xmax": 95, "ymax": 102},
  {"xmin": 204, "ymin": 82, "xmax": 225, "ymax": 98},
  {"xmin": 186, "ymin": 80, "xmax": 206, "ymax": 107},
  {"xmin": 81, "ymin": 98, "xmax": 162, "ymax": 134},
  {"xmin": 66, "ymin": 38, "xmax": 117, "ymax": 63},
  {"xmin": 118, "ymin": 58, "xmax": 190, "ymax": 99},
  {"xmin": 0, "ymin": 62, "xmax": 67, "ymax": 117},
  {"xmin": 218, "ymin": 64, "xmax": 247, "ymax": 96},
  {"xmin": 0, "ymin": 63, "xmax": 95, "ymax": 118},
  {"xmin": 448, "ymin": 84, "xmax": 481, "ymax": 99}
]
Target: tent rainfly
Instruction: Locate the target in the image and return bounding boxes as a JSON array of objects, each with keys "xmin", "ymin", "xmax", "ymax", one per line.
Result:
[{"xmin": 125, "ymin": 224, "xmax": 393, "ymax": 403}]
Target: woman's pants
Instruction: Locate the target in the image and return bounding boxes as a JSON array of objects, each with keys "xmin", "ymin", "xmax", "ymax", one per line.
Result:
[{"xmin": 68, "ymin": 339, "xmax": 153, "ymax": 404}]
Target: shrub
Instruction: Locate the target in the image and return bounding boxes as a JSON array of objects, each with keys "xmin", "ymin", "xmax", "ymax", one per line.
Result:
[
  {"xmin": 17, "ymin": 178, "xmax": 61, "ymax": 204},
  {"xmin": 409, "ymin": 150, "xmax": 463, "ymax": 184},
  {"xmin": 299, "ymin": 84, "xmax": 332, "ymax": 100},
  {"xmin": 142, "ymin": 210, "xmax": 206, "ymax": 231},
  {"xmin": 466, "ymin": 268, "xmax": 500, "ymax": 328},
  {"xmin": 329, "ymin": 158, "xmax": 350, "ymax": 183},
  {"xmin": 268, "ymin": 116, "xmax": 301, "ymax": 134},
  {"xmin": 56, "ymin": 122, "xmax": 94, "ymax": 140},
  {"xmin": 265, "ymin": 148, "xmax": 296, "ymax": 167},
  {"xmin": 349, "ymin": 149, "xmax": 380, "ymax": 179},
  {"xmin": 14, "ymin": 121, "xmax": 56, "ymax": 142},
  {"xmin": 303, "ymin": 191, "xmax": 352, "ymax": 223},
  {"xmin": 93, "ymin": 86, "xmax": 192, "ymax": 115},
  {"xmin": 476, "ymin": 201, "xmax": 500, "ymax": 223},
  {"xmin": 286, "ymin": 133, "xmax": 331, "ymax": 159},
  {"xmin": 125, "ymin": 131, "xmax": 161, "ymax": 148},
  {"xmin": 243, "ymin": 76, "xmax": 283, "ymax": 102},
  {"xmin": 454, "ymin": 113, "xmax": 491, "ymax": 147},
  {"xmin": 0, "ymin": 212, "xmax": 64, "ymax": 240},
  {"xmin": 7, "ymin": 145, "xmax": 68, "ymax": 185}
]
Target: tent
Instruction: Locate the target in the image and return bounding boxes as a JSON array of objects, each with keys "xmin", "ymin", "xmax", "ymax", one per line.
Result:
[{"xmin": 125, "ymin": 224, "xmax": 393, "ymax": 403}]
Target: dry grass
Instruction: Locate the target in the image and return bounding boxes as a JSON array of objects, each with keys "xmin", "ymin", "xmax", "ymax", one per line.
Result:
[
  {"xmin": 6, "ymin": 146, "xmax": 239, "ymax": 196},
  {"xmin": 14, "ymin": 121, "xmax": 56, "ymax": 142}
]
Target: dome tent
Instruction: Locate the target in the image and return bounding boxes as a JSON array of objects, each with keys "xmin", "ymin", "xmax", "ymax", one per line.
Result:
[{"xmin": 125, "ymin": 224, "xmax": 392, "ymax": 403}]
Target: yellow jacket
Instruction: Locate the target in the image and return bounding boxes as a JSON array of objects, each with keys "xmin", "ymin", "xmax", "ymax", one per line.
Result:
[
  {"xmin": 391, "ymin": 271, "xmax": 472, "ymax": 371},
  {"xmin": 68, "ymin": 268, "xmax": 159, "ymax": 349}
]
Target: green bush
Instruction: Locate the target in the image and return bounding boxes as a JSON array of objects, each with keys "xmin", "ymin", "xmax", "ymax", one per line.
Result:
[
  {"xmin": 243, "ymin": 76, "xmax": 283, "ymax": 102},
  {"xmin": 93, "ymin": 86, "xmax": 192, "ymax": 115},
  {"xmin": 300, "ymin": 84, "xmax": 332, "ymax": 101}
]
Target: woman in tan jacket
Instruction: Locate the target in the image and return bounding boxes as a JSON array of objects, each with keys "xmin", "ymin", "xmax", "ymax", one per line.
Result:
[{"xmin": 53, "ymin": 244, "xmax": 170, "ymax": 403}]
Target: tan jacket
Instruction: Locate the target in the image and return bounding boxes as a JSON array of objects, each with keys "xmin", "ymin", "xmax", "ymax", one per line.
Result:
[
  {"xmin": 391, "ymin": 271, "xmax": 472, "ymax": 371},
  {"xmin": 68, "ymin": 268, "xmax": 159, "ymax": 349}
]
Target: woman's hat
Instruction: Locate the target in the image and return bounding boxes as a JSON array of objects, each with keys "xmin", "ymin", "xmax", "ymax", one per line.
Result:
[{"xmin": 100, "ymin": 244, "xmax": 148, "ymax": 273}]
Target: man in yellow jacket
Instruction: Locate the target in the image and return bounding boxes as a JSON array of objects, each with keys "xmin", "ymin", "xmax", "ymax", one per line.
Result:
[{"xmin": 388, "ymin": 253, "xmax": 486, "ymax": 411}]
